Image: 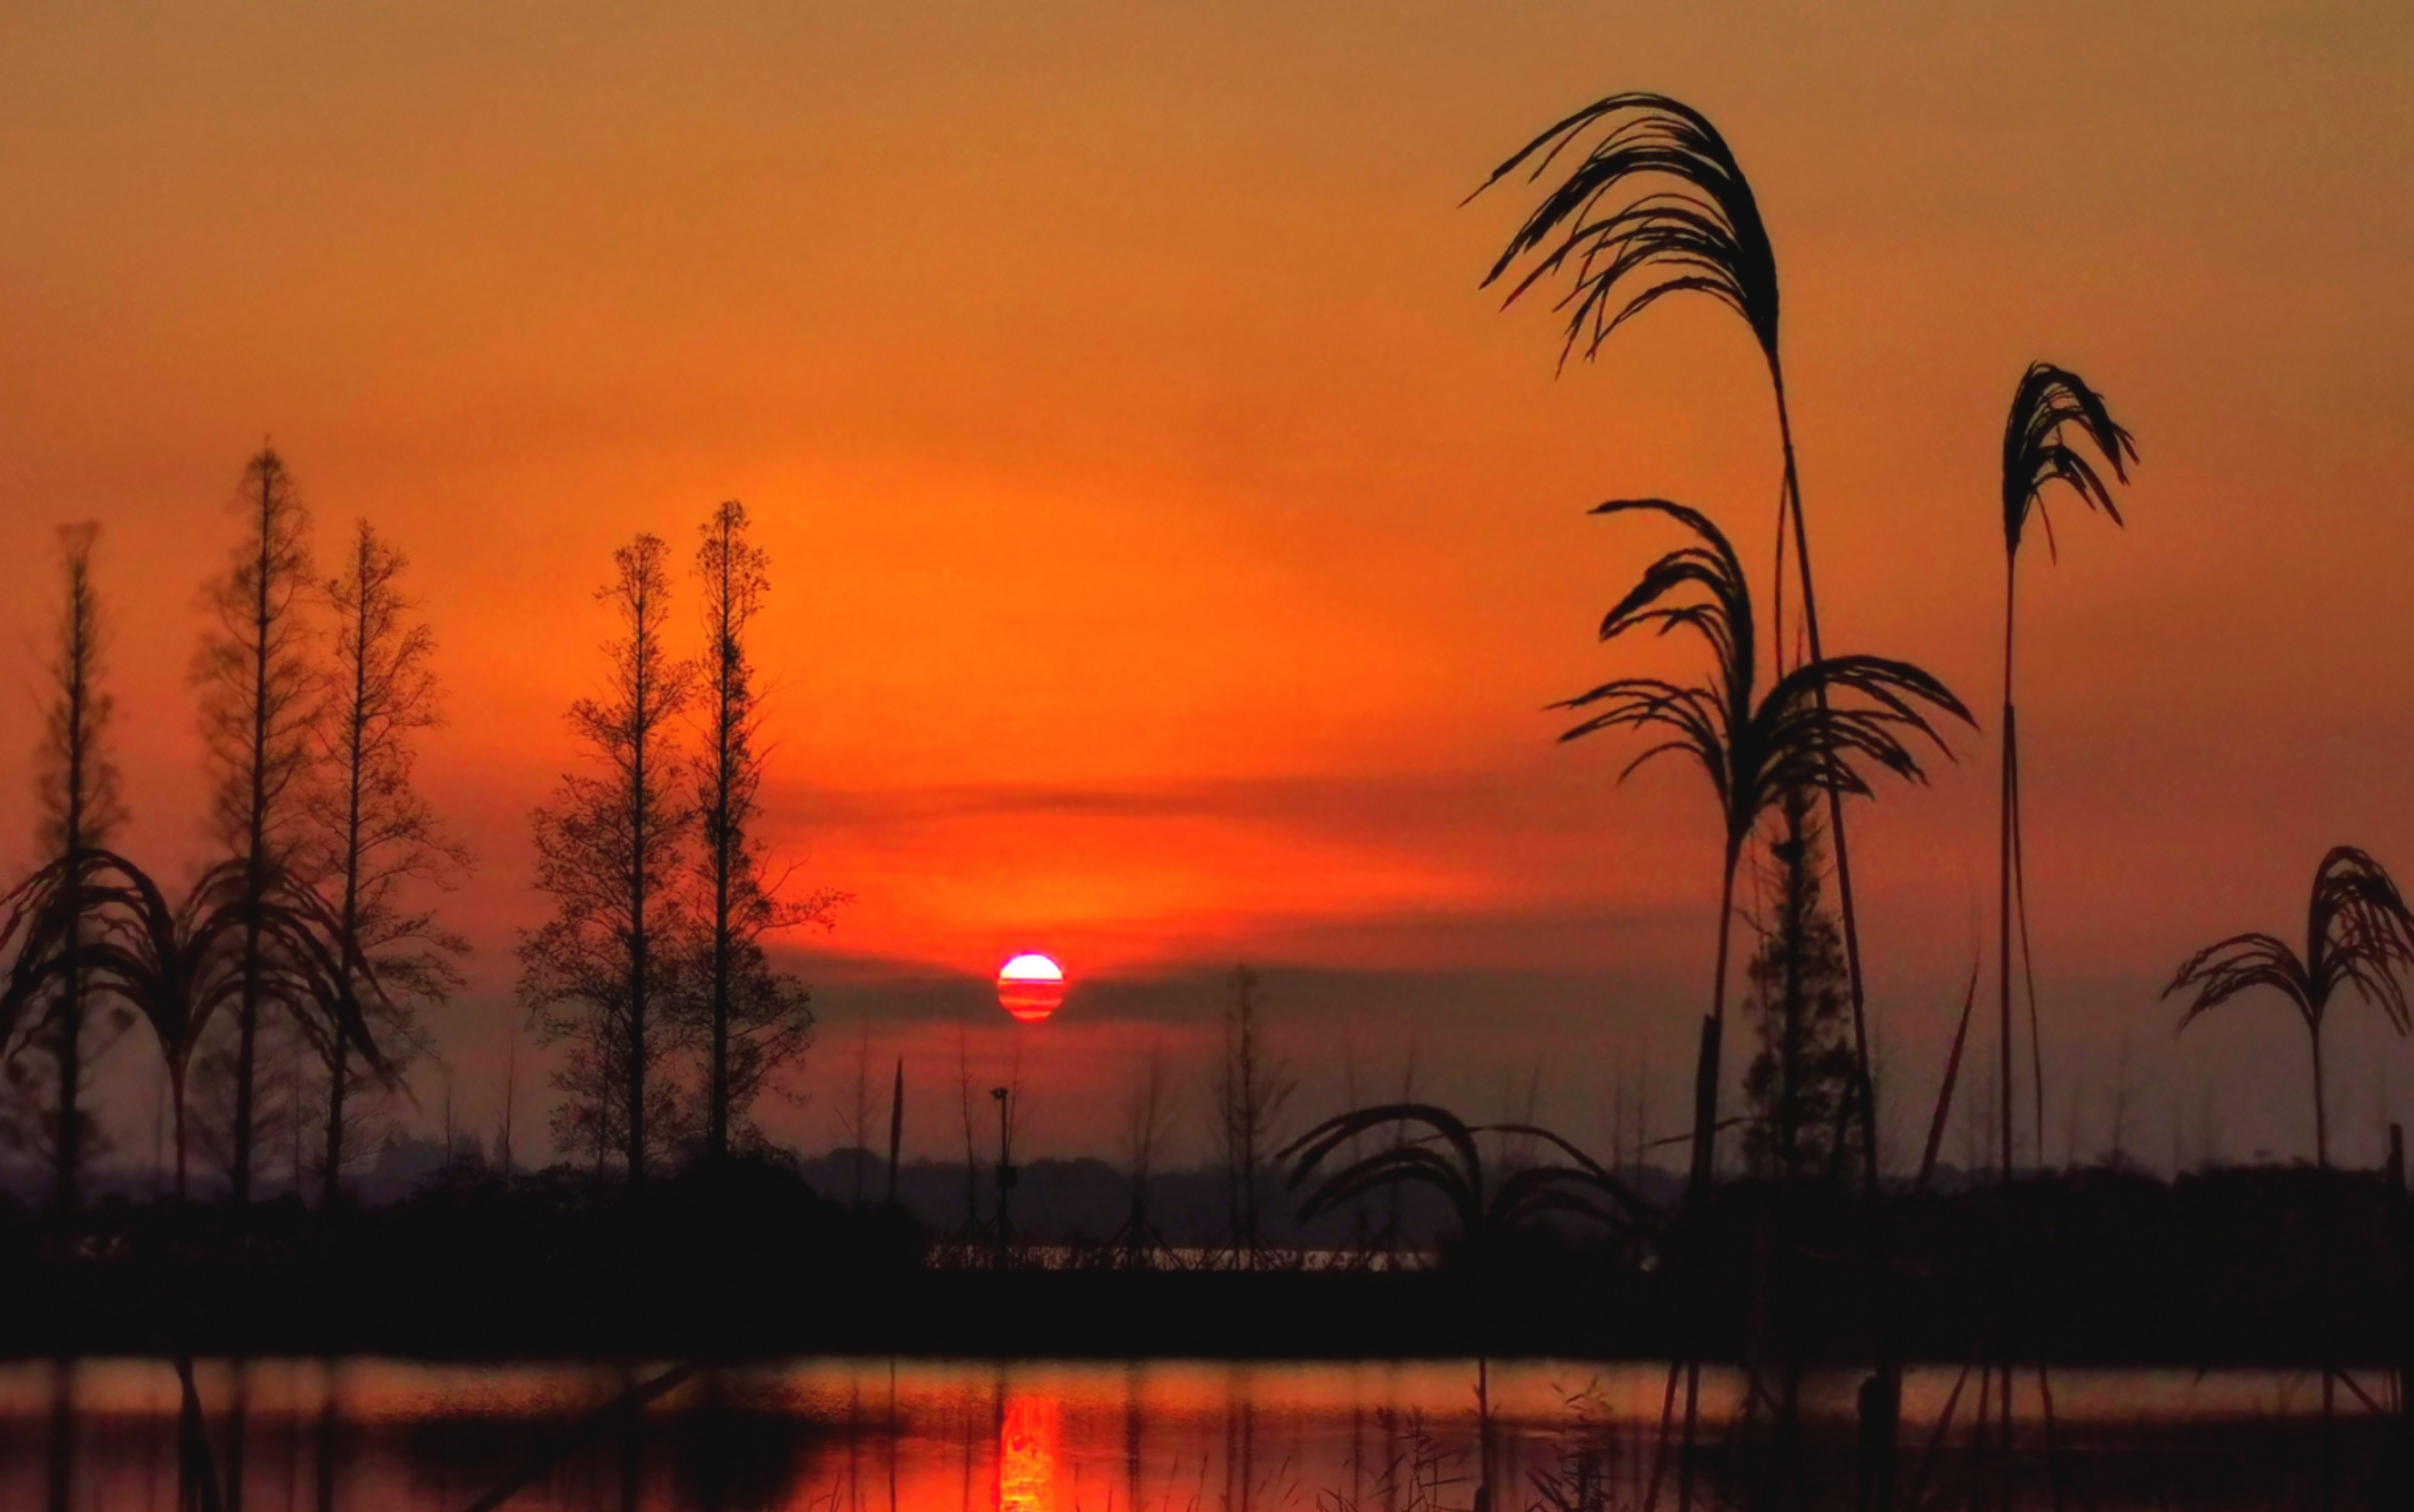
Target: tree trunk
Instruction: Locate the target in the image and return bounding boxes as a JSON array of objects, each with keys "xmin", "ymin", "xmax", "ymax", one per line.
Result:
[
  {"xmin": 323, "ymin": 1039, "xmax": 348, "ymax": 1208},
  {"xmin": 56, "ymin": 675, "xmax": 87, "ymax": 1218},
  {"xmin": 172, "ymin": 1070, "xmax": 190, "ymax": 1208},
  {"xmin": 706, "ymin": 545, "xmax": 736, "ymax": 1163},
  {"xmin": 627, "ymin": 675, "xmax": 650, "ymax": 1189},
  {"xmin": 232, "ymin": 463, "xmax": 278, "ymax": 1210},
  {"xmin": 1773, "ymin": 796, "xmax": 1808, "ymax": 1511},
  {"xmin": 328, "ymin": 552, "xmax": 369, "ymax": 1212},
  {"xmin": 233, "ymin": 952, "xmax": 259, "ymax": 1205},
  {"xmin": 56, "ymin": 920, "xmax": 82, "ymax": 1220}
]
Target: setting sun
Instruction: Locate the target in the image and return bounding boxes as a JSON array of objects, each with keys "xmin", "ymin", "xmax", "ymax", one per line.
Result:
[{"xmin": 997, "ymin": 953, "xmax": 1067, "ymax": 1023}]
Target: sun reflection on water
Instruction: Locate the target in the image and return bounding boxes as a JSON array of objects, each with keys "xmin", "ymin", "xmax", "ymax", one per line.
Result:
[{"xmin": 998, "ymin": 1392, "xmax": 1061, "ymax": 1512}]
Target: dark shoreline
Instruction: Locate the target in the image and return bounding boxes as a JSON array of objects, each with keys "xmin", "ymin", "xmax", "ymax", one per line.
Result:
[
  {"xmin": 5, "ymin": 1245, "xmax": 2399, "ymax": 1369},
  {"xmin": 4, "ymin": 1159, "xmax": 2406, "ymax": 1369}
]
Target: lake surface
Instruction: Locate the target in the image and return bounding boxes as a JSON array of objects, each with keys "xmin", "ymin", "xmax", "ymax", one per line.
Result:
[{"xmin": 0, "ymin": 1356, "xmax": 2383, "ymax": 1511}]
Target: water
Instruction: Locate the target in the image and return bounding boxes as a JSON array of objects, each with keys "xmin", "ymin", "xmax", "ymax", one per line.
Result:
[{"xmin": 0, "ymin": 1356, "xmax": 2382, "ymax": 1511}]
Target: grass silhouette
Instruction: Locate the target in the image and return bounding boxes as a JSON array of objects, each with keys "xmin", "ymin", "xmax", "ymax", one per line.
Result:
[
  {"xmin": 1547, "ymin": 497, "xmax": 1968, "ymax": 1512},
  {"xmin": 1, "ymin": 850, "xmax": 394, "ymax": 1205}
]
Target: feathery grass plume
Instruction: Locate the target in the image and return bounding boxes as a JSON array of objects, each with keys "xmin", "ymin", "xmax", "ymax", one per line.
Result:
[
  {"xmin": 1996, "ymin": 361, "xmax": 2136, "ymax": 1174},
  {"xmin": 1474, "ymin": 93, "xmax": 1776, "ymax": 369},
  {"xmin": 1554, "ymin": 497, "xmax": 1968, "ymax": 1512},
  {"xmin": 1985, "ymin": 361, "xmax": 2137, "ymax": 1475},
  {"xmin": 2002, "ymin": 363, "xmax": 2138, "ymax": 562},
  {"xmin": 1285, "ymin": 1100, "xmax": 1661, "ymax": 1511},
  {"xmin": 0, "ymin": 850, "xmax": 394, "ymax": 1204},
  {"xmin": 1474, "ymin": 106, "xmax": 1919, "ymax": 1500},
  {"xmin": 1554, "ymin": 500, "xmax": 1968, "ymax": 856},
  {"xmin": 1283, "ymin": 1102, "xmax": 1661, "ymax": 1245},
  {"xmin": 2164, "ymin": 843, "xmax": 2414, "ymax": 1509},
  {"xmin": 2164, "ymin": 846, "xmax": 2414, "ymax": 1172}
]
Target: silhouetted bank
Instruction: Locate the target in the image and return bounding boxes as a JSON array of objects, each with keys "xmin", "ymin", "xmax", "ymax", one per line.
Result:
[{"xmin": 0, "ymin": 1152, "xmax": 2406, "ymax": 1365}]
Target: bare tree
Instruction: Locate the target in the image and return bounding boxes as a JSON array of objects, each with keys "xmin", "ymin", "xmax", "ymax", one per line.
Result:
[
  {"xmin": 309, "ymin": 521, "xmax": 466, "ymax": 1205},
  {"xmin": 885, "ymin": 1056, "xmax": 904, "ymax": 1207},
  {"xmin": 835, "ymin": 1024, "xmax": 876, "ymax": 1204},
  {"xmin": 194, "ymin": 446, "xmax": 324, "ymax": 1205},
  {"xmin": 956, "ymin": 1027, "xmax": 981, "ymax": 1234},
  {"xmin": 2103, "ymin": 1034, "xmax": 2138, "ymax": 1172},
  {"xmin": 1118, "ymin": 1036, "xmax": 1173, "ymax": 1260},
  {"xmin": 496, "ymin": 1029, "xmax": 519, "ymax": 1187},
  {"xmin": 687, "ymin": 501, "xmax": 846, "ymax": 1160},
  {"xmin": 519, "ymin": 534, "xmax": 695, "ymax": 1188},
  {"xmin": 2061, "ymin": 1075, "xmax": 2085, "ymax": 1173},
  {"xmin": 5, "ymin": 525, "xmax": 132, "ymax": 1216},
  {"xmin": 1211, "ymin": 965, "xmax": 1294, "ymax": 1260}
]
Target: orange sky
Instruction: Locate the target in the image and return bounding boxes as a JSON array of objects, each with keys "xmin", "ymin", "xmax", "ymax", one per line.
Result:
[{"xmin": 4, "ymin": 2, "xmax": 2414, "ymax": 1169}]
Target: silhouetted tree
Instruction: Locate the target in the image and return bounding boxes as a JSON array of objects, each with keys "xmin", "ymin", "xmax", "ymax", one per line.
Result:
[
  {"xmin": 519, "ymin": 534, "xmax": 695, "ymax": 1188},
  {"xmin": 886, "ymin": 1056, "xmax": 904, "ymax": 1207},
  {"xmin": 1211, "ymin": 965, "xmax": 1294, "ymax": 1260},
  {"xmin": 1737, "ymin": 800, "xmax": 1859, "ymax": 1512},
  {"xmin": 4, "ymin": 525, "xmax": 131, "ymax": 1216},
  {"xmin": 955, "ymin": 1026, "xmax": 981, "ymax": 1234},
  {"xmin": 1117, "ymin": 1036, "xmax": 1174, "ymax": 1262},
  {"xmin": 1550, "ymin": 498, "xmax": 1968, "ymax": 1511},
  {"xmin": 496, "ymin": 1028, "xmax": 519, "ymax": 1187},
  {"xmin": 310, "ymin": 520, "xmax": 466, "ymax": 1204},
  {"xmin": 835, "ymin": 1025, "xmax": 876, "ymax": 1204},
  {"xmin": 1739, "ymin": 783, "xmax": 1856, "ymax": 1184},
  {"xmin": 1996, "ymin": 363, "xmax": 2136, "ymax": 1180},
  {"xmin": 194, "ymin": 446, "xmax": 324, "ymax": 1204},
  {"xmin": 687, "ymin": 501, "xmax": 844, "ymax": 1161}
]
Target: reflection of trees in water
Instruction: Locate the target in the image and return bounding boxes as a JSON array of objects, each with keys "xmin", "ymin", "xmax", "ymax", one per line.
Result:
[
  {"xmin": 44, "ymin": 1359, "xmax": 71, "ymax": 1512},
  {"xmin": 387, "ymin": 1367, "xmax": 820, "ymax": 1512},
  {"xmin": 661, "ymin": 1372, "xmax": 825, "ymax": 1512},
  {"xmin": 315, "ymin": 1361, "xmax": 339, "ymax": 1512},
  {"xmin": 32, "ymin": 1358, "xmax": 2398, "ymax": 1512},
  {"xmin": 225, "ymin": 1360, "xmax": 249, "ymax": 1512}
]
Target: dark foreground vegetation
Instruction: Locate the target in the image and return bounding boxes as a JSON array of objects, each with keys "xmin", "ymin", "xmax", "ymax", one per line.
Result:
[{"xmin": 2, "ymin": 1153, "xmax": 2409, "ymax": 1366}]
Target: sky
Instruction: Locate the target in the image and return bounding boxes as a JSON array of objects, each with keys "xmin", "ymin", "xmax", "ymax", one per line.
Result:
[{"xmin": 3, "ymin": 1, "xmax": 2413, "ymax": 1174}]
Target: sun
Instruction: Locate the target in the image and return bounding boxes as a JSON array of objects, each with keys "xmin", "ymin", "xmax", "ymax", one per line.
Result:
[{"xmin": 997, "ymin": 953, "xmax": 1066, "ymax": 1023}]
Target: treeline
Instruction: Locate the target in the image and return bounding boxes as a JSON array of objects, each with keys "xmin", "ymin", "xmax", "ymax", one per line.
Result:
[{"xmin": 0, "ymin": 448, "xmax": 845, "ymax": 1219}]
